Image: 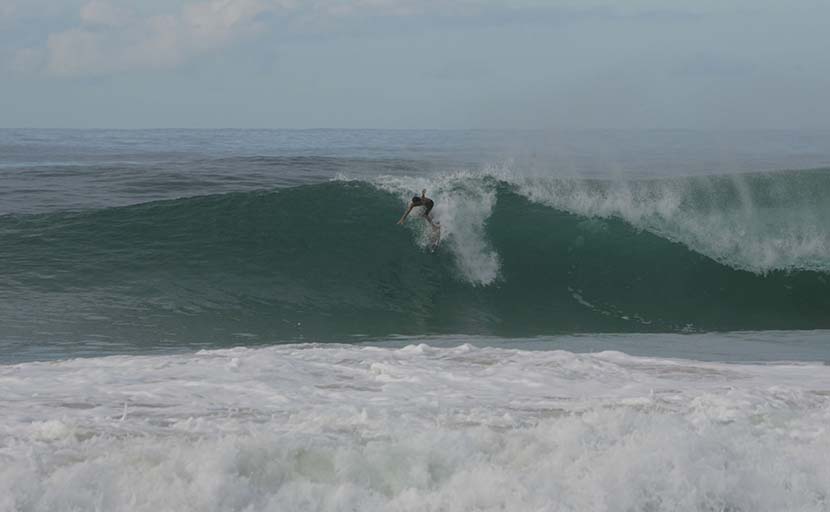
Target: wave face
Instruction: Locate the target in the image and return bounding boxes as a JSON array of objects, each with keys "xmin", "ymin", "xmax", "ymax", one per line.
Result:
[{"xmin": 2, "ymin": 169, "xmax": 829, "ymax": 346}]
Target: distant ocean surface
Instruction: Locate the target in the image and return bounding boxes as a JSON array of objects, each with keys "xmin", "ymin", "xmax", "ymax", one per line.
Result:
[{"xmin": 2, "ymin": 129, "xmax": 829, "ymax": 511}]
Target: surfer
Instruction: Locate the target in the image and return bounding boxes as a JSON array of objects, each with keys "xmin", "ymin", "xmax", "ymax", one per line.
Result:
[{"xmin": 398, "ymin": 189, "xmax": 438, "ymax": 229}]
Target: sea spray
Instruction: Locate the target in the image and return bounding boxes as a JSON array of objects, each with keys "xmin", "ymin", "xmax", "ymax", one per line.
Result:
[
  {"xmin": 504, "ymin": 169, "xmax": 830, "ymax": 273},
  {"xmin": 374, "ymin": 171, "xmax": 501, "ymax": 285}
]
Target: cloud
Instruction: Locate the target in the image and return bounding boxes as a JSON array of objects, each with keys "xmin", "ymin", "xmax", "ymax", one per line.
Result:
[
  {"xmin": 80, "ymin": 0, "xmax": 130, "ymax": 27},
  {"xmin": 7, "ymin": 0, "xmax": 396, "ymax": 76},
  {"xmin": 1, "ymin": 0, "xmax": 786, "ymax": 77},
  {"xmin": 38, "ymin": 0, "xmax": 277, "ymax": 75}
]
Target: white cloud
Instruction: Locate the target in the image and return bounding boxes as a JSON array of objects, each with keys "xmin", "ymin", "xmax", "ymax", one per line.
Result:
[
  {"xmin": 181, "ymin": 0, "xmax": 271, "ymax": 50},
  {"xmin": 80, "ymin": 0, "xmax": 131, "ymax": 26},
  {"xmin": 46, "ymin": 28, "xmax": 107, "ymax": 75},
  {"xmin": 40, "ymin": 0, "xmax": 276, "ymax": 75},
  {"xmin": 3, "ymin": 0, "xmax": 800, "ymax": 77}
]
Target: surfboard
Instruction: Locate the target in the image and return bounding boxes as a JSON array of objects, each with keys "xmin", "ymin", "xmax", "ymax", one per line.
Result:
[{"xmin": 429, "ymin": 224, "xmax": 442, "ymax": 252}]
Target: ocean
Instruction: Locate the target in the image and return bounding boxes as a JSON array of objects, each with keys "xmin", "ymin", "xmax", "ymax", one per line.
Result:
[{"xmin": 1, "ymin": 129, "xmax": 829, "ymax": 511}]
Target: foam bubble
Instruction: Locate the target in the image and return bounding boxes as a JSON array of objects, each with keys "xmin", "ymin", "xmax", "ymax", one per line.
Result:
[{"xmin": 30, "ymin": 420, "xmax": 73, "ymax": 441}]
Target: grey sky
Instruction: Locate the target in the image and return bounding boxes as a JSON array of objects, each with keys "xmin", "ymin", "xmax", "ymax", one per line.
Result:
[{"xmin": 1, "ymin": 0, "xmax": 829, "ymax": 129}]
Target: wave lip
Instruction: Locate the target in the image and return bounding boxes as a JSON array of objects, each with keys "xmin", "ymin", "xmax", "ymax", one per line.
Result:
[{"xmin": 506, "ymin": 169, "xmax": 830, "ymax": 274}]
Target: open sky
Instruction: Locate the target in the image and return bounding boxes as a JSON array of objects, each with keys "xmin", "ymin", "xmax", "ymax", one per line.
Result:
[{"xmin": 2, "ymin": 0, "xmax": 829, "ymax": 129}]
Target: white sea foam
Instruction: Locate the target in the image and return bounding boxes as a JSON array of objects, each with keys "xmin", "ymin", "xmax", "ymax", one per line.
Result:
[
  {"xmin": 1, "ymin": 342, "xmax": 829, "ymax": 511},
  {"xmin": 371, "ymin": 171, "xmax": 501, "ymax": 285}
]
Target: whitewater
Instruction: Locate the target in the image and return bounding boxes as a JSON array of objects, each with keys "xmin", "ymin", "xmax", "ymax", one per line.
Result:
[
  {"xmin": 3, "ymin": 342, "xmax": 830, "ymax": 512},
  {"xmin": 2, "ymin": 129, "xmax": 830, "ymax": 511},
  {"xmin": 367, "ymin": 166, "xmax": 830, "ymax": 284}
]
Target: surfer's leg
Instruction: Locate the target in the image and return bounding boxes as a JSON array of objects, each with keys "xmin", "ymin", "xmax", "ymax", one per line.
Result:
[{"xmin": 422, "ymin": 203, "xmax": 437, "ymax": 226}]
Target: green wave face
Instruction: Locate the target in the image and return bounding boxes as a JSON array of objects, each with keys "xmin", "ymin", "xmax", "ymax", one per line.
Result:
[{"xmin": 2, "ymin": 171, "xmax": 829, "ymax": 347}]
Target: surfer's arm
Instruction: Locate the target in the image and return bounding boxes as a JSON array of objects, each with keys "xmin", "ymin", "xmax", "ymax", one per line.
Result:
[{"xmin": 398, "ymin": 204, "xmax": 414, "ymax": 224}]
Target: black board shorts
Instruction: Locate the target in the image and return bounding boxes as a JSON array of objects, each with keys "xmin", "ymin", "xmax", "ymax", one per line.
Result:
[{"xmin": 423, "ymin": 199, "xmax": 434, "ymax": 214}]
